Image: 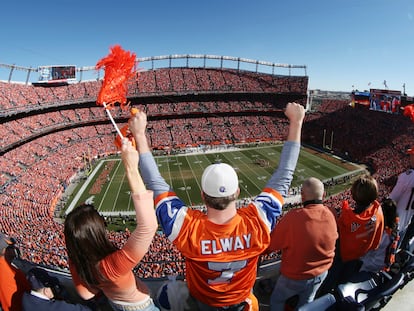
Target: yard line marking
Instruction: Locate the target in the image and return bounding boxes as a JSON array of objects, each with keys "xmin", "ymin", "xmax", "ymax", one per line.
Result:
[
  {"xmin": 98, "ymin": 159, "xmax": 122, "ymax": 212},
  {"xmin": 160, "ymin": 156, "xmax": 174, "ymax": 187},
  {"xmin": 227, "ymin": 150, "xmax": 264, "ymax": 192},
  {"xmin": 112, "ymin": 172, "xmax": 126, "ymax": 212},
  {"xmin": 186, "ymin": 154, "xmax": 202, "ymax": 193},
  {"xmin": 175, "ymin": 155, "xmax": 192, "ymax": 205}
]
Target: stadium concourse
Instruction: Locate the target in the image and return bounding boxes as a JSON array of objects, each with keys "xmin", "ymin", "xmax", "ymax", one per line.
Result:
[
  {"xmin": 1, "ymin": 55, "xmax": 414, "ymax": 309},
  {"xmin": 381, "ymin": 280, "xmax": 414, "ymax": 311}
]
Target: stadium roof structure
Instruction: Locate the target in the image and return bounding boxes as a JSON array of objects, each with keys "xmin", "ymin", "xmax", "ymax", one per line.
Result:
[{"xmin": 0, "ymin": 54, "xmax": 307, "ymax": 84}]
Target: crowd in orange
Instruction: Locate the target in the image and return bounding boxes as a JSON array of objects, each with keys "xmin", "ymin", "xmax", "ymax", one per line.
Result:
[{"xmin": 0, "ymin": 72, "xmax": 413, "ymax": 279}]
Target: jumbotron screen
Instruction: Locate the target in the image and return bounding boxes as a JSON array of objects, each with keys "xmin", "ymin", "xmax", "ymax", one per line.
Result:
[
  {"xmin": 369, "ymin": 89, "xmax": 401, "ymax": 114},
  {"xmin": 352, "ymin": 89, "xmax": 402, "ymax": 115},
  {"xmin": 38, "ymin": 65, "xmax": 76, "ymax": 81}
]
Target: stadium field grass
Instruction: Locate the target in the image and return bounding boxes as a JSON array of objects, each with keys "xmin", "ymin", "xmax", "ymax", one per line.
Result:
[{"xmin": 64, "ymin": 144, "xmax": 363, "ymax": 217}]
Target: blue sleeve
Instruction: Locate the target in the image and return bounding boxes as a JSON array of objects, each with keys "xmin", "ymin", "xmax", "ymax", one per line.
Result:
[
  {"xmin": 139, "ymin": 152, "xmax": 187, "ymax": 240},
  {"xmin": 155, "ymin": 193, "xmax": 188, "ymax": 241},
  {"xmin": 265, "ymin": 141, "xmax": 300, "ymax": 197},
  {"xmin": 253, "ymin": 190, "xmax": 284, "ymax": 232},
  {"xmin": 139, "ymin": 152, "xmax": 171, "ymax": 198}
]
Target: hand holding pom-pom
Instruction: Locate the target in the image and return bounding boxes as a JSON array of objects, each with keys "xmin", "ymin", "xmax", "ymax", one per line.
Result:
[{"xmin": 114, "ymin": 125, "xmax": 136, "ymax": 150}]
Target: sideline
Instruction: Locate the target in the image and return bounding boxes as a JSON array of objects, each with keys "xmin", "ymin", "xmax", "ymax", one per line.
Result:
[{"xmin": 64, "ymin": 161, "xmax": 104, "ymax": 215}]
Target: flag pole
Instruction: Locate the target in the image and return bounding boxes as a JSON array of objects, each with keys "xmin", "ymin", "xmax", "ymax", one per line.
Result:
[{"xmin": 103, "ymin": 103, "xmax": 123, "ymax": 139}]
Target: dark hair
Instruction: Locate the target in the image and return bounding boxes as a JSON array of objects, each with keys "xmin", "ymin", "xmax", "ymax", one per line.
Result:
[
  {"xmin": 381, "ymin": 198, "xmax": 398, "ymax": 230},
  {"xmin": 27, "ymin": 268, "xmax": 62, "ymax": 297},
  {"xmin": 202, "ymin": 192, "xmax": 238, "ymax": 210},
  {"xmin": 351, "ymin": 174, "xmax": 378, "ymax": 214},
  {"xmin": 64, "ymin": 204, "xmax": 117, "ymax": 287},
  {"xmin": 4, "ymin": 245, "xmax": 20, "ymax": 263}
]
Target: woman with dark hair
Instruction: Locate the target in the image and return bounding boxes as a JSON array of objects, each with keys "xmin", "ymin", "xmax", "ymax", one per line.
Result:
[{"xmin": 64, "ymin": 139, "xmax": 159, "ymax": 311}]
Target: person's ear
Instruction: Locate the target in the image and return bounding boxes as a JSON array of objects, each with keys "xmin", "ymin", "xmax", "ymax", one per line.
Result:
[{"xmin": 43, "ymin": 287, "xmax": 54, "ymax": 299}]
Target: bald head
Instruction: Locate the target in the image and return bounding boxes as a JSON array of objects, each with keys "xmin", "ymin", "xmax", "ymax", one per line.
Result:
[{"xmin": 301, "ymin": 177, "xmax": 324, "ymax": 202}]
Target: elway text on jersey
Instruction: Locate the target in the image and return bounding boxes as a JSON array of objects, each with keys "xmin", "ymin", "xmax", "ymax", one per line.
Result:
[{"xmin": 200, "ymin": 233, "xmax": 252, "ymax": 255}]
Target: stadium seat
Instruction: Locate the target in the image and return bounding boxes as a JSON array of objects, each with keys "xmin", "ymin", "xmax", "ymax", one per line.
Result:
[
  {"xmin": 155, "ymin": 276, "xmax": 190, "ymax": 311},
  {"xmin": 337, "ymin": 271, "xmax": 405, "ymax": 310}
]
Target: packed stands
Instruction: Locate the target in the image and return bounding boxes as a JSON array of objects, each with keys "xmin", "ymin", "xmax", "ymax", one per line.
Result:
[
  {"xmin": 0, "ymin": 66, "xmax": 306, "ymax": 113},
  {"xmin": 0, "ymin": 64, "xmax": 308, "ymax": 274},
  {"xmin": 304, "ymin": 100, "xmax": 414, "ymax": 197},
  {"xmin": 1, "ymin": 59, "xmax": 413, "ymax": 287}
]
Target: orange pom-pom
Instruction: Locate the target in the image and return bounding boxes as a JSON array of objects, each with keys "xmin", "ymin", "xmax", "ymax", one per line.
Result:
[{"xmin": 96, "ymin": 45, "xmax": 137, "ymax": 110}]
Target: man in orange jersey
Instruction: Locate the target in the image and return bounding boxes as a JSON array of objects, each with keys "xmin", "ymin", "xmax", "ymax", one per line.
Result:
[
  {"xmin": 268, "ymin": 177, "xmax": 338, "ymax": 310},
  {"xmin": 129, "ymin": 102, "xmax": 305, "ymax": 311}
]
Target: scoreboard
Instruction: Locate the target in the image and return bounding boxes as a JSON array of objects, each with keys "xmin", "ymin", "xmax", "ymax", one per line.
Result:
[
  {"xmin": 38, "ymin": 65, "xmax": 76, "ymax": 82},
  {"xmin": 352, "ymin": 89, "xmax": 402, "ymax": 115}
]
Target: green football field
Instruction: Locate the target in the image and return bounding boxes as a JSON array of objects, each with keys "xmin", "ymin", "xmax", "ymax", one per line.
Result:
[{"xmin": 65, "ymin": 145, "xmax": 363, "ymax": 216}]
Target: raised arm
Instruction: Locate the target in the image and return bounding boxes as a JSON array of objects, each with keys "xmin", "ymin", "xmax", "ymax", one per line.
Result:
[
  {"xmin": 128, "ymin": 111, "xmax": 187, "ymax": 240},
  {"xmin": 285, "ymin": 102, "xmax": 305, "ymax": 143},
  {"xmin": 121, "ymin": 138, "xmax": 147, "ymax": 194},
  {"xmin": 265, "ymin": 102, "xmax": 305, "ymax": 197},
  {"xmin": 129, "ymin": 110, "xmax": 151, "ymax": 155},
  {"xmin": 128, "ymin": 111, "xmax": 170, "ymax": 197},
  {"xmin": 120, "ymin": 139, "xmax": 157, "ymax": 259}
]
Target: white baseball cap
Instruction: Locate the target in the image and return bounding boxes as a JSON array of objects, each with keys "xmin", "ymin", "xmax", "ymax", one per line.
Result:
[{"xmin": 201, "ymin": 163, "xmax": 239, "ymax": 197}]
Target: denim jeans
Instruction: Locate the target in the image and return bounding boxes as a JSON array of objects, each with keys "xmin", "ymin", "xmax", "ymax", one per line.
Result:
[{"xmin": 270, "ymin": 270, "xmax": 328, "ymax": 311}]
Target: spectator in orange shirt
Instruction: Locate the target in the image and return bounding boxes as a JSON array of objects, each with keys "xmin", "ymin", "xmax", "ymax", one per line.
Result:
[
  {"xmin": 318, "ymin": 174, "xmax": 384, "ymax": 296},
  {"xmin": 0, "ymin": 233, "xmax": 31, "ymax": 311},
  {"xmin": 64, "ymin": 139, "xmax": 159, "ymax": 311},
  {"xmin": 268, "ymin": 177, "xmax": 338, "ymax": 311},
  {"xmin": 337, "ymin": 174, "xmax": 384, "ymax": 262}
]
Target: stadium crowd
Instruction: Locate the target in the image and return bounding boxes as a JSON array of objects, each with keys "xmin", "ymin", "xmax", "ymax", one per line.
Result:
[
  {"xmin": 1, "ymin": 100, "xmax": 298, "ymax": 151},
  {"xmin": 0, "ymin": 68, "xmax": 414, "ymax": 311},
  {"xmin": 0, "ymin": 68, "xmax": 307, "ymax": 113},
  {"xmin": 0, "ymin": 69, "xmax": 306, "ymax": 274}
]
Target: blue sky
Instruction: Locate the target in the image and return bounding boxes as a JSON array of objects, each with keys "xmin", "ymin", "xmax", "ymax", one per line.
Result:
[{"xmin": 1, "ymin": 0, "xmax": 413, "ymax": 95}]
